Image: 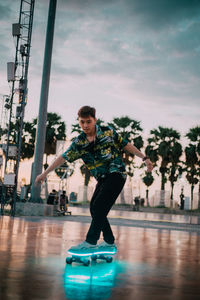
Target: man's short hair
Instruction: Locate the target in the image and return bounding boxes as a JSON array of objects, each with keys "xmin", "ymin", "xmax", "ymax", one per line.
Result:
[{"xmin": 78, "ymin": 106, "xmax": 96, "ymax": 118}]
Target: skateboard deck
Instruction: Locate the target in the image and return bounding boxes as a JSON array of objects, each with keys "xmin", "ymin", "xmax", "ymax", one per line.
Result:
[
  {"xmin": 56, "ymin": 209, "xmax": 72, "ymax": 216},
  {"xmin": 66, "ymin": 251, "xmax": 115, "ymax": 266}
]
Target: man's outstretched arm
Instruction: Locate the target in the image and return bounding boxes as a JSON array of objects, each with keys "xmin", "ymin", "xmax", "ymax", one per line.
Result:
[
  {"xmin": 35, "ymin": 155, "xmax": 65, "ymax": 184},
  {"xmin": 123, "ymin": 143, "xmax": 153, "ymax": 172}
]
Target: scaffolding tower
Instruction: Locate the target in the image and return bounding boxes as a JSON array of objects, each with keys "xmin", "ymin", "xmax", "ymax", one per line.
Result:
[{"xmin": 1, "ymin": 0, "xmax": 35, "ymax": 216}]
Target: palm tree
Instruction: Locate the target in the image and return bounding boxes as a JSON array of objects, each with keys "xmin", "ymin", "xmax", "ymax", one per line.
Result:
[
  {"xmin": 146, "ymin": 126, "xmax": 182, "ymax": 207},
  {"xmin": 142, "ymin": 171, "xmax": 154, "ymax": 206},
  {"xmin": 1, "ymin": 114, "xmax": 67, "ymax": 202},
  {"xmin": 33, "ymin": 113, "xmax": 66, "ymax": 169},
  {"xmin": 185, "ymin": 126, "xmax": 200, "ymax": 209},
  {"xmin": 1, "ymin": 120, "xmax": 36, "ymax": 160},
  {"xmin": 146, "ymin": 126, "xmax": 182, "ymax": 189},
  {"xmin": 27, "ymin": 113, "xmax": 66, "ymax": 200},
  {"xmin": 168, "ymin": 163, "xmax": 182, "ymax": 206},
  {"xmin": 3, "ymin": 114, "xmax": 66, "ymax": 165},
  {"xmin": 108, "ymin": 116, "xmax": 143, "ymax": 177},
  {"xmin": 168, "ymin": 140, "xmax": 183, "ymax": 206},
  {"xmin": 21, "ymin": 121, "xmax": 36, "ymax": 159}
]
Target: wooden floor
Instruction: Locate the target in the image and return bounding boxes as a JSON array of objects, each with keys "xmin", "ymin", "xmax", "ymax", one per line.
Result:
[{"xmin": 0, "ymin": 215, "xmax": 200, "ymax": 300}]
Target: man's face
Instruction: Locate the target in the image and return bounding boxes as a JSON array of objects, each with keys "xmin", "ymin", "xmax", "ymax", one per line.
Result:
[{"xmin": 78, "ymin": 116, "xmax": 97, "ymax": 135}]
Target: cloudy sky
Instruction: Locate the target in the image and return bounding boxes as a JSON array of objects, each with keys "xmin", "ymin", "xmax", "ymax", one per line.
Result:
[{"xmin": 0, "ymin": 0, "xmax": 200, "ymax": 140}]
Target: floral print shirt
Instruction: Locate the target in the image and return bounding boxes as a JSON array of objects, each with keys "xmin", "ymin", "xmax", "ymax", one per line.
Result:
[{"xmin": 62, "ymin": 125, "xmax": 128, "ymax": 180}]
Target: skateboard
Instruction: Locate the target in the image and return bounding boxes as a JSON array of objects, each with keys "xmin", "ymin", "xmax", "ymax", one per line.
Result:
[
  {"xmin": 66, "ymin": 251, "xmax": 115, "ymax": 266},
  {"xmin": 56, "ymin": 209, "xmax": 72, "ymax": 216}
]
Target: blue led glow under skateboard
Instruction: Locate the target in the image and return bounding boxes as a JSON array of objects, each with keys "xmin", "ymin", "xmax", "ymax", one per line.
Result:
[{"xmin": 66, "ymin": 249, "xmax": 116, "ymax": 266}]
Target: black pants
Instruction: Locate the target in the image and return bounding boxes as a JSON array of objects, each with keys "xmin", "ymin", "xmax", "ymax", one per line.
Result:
[{"xmin": 86, "ymin": 172, "xmax": 126, "ymax": 245}]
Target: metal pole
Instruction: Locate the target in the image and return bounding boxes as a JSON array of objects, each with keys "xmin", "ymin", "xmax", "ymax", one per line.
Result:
[
  {"xmin": 4, "ymin": 0, "xmax": 23, "ymax": 177},
  {"xmin": 12, "ymin": 0, "xmax": 35, "ymax": 216},
  {"xmin": 30, "ymin": 0, "xmax": 57, "ymax": 202}
]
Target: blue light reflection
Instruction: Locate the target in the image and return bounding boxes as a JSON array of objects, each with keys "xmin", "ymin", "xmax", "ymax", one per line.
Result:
[{"xmin": 63, "ymin": 261, "xmax": 127, "ymax": 300}]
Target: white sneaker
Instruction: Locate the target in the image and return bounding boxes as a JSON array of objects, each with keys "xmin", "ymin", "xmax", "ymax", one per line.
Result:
[
  {"xmin": 97, "ymin": 241, "xmax": 117, "ymax": 254},
  {"xmin": 68, "ymin": 241, "xmax": 97, "ymax": 255}
]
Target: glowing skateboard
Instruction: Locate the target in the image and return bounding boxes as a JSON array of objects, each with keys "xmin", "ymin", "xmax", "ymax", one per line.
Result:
[{"xmin": 66, "ymin": 250, "xmax": 116, "ymax": 266}]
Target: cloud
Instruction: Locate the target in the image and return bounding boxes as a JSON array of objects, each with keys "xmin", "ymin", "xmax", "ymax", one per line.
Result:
[
  {"xmin": 0, "ymin": 39, "xmax": 11, "ymax": 61},
  {"xmin": 0, "ymin": 0, "xmax": 199, "ymax": 136},
  {"xmin": 51, "ymin": 64, "xmax": 86, "ymax": 77},
  {"xmin": 59, "ymin": 0, "xmax": 116, "ymax": 10},
  {"xmin": 126, "ymin": 0, "xmax": 200, "ymax": 30},
  {"xmin": 36, "ymin": 0, "xmax": 200, "ymax": 115},
  {"xmin": 0, "ymin": 3, "xmax": 12, "ymax": 19}
]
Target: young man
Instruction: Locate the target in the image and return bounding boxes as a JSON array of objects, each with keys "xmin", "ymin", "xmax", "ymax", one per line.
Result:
[
  {"xmin": 60, "ymin": 190, "xmax": 68, "ymax": 212},
  {"xmin": 35, "ymin": 106, "xmax": 153, "ymax": 254}
]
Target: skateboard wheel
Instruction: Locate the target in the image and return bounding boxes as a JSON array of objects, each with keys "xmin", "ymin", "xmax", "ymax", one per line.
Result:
[
  {"xmin": 106, "ymin": 256, "xmax": 113, "ymax": 263},
  {"xmin": 66, "ymin": 257, "xmax": 72, "ymax": 264},
  {"xmin": 83, "ymin": 259, "xmax": 90, "ymax": 266},
  {"xmin": 91, "ymin": 255, "xmax": 97, "ymax": 261}
]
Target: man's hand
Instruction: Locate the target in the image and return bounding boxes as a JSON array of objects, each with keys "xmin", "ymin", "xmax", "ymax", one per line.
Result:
[
  {"xmin": 145, "ymin": 158, "xmax": 153, "ymax": 172},
  {"xmin": 35, "ymin": 173, "xmax": 47, "ymax": 185},
  {"xmin": 34, "ymin": 155, "xmax": 65, "ymax": 185}
]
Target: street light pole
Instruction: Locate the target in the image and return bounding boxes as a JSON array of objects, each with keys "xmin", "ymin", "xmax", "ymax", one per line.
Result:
[{"xmin": 30, "ymin": 0, "xmax": 57, "ymax": 202}]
